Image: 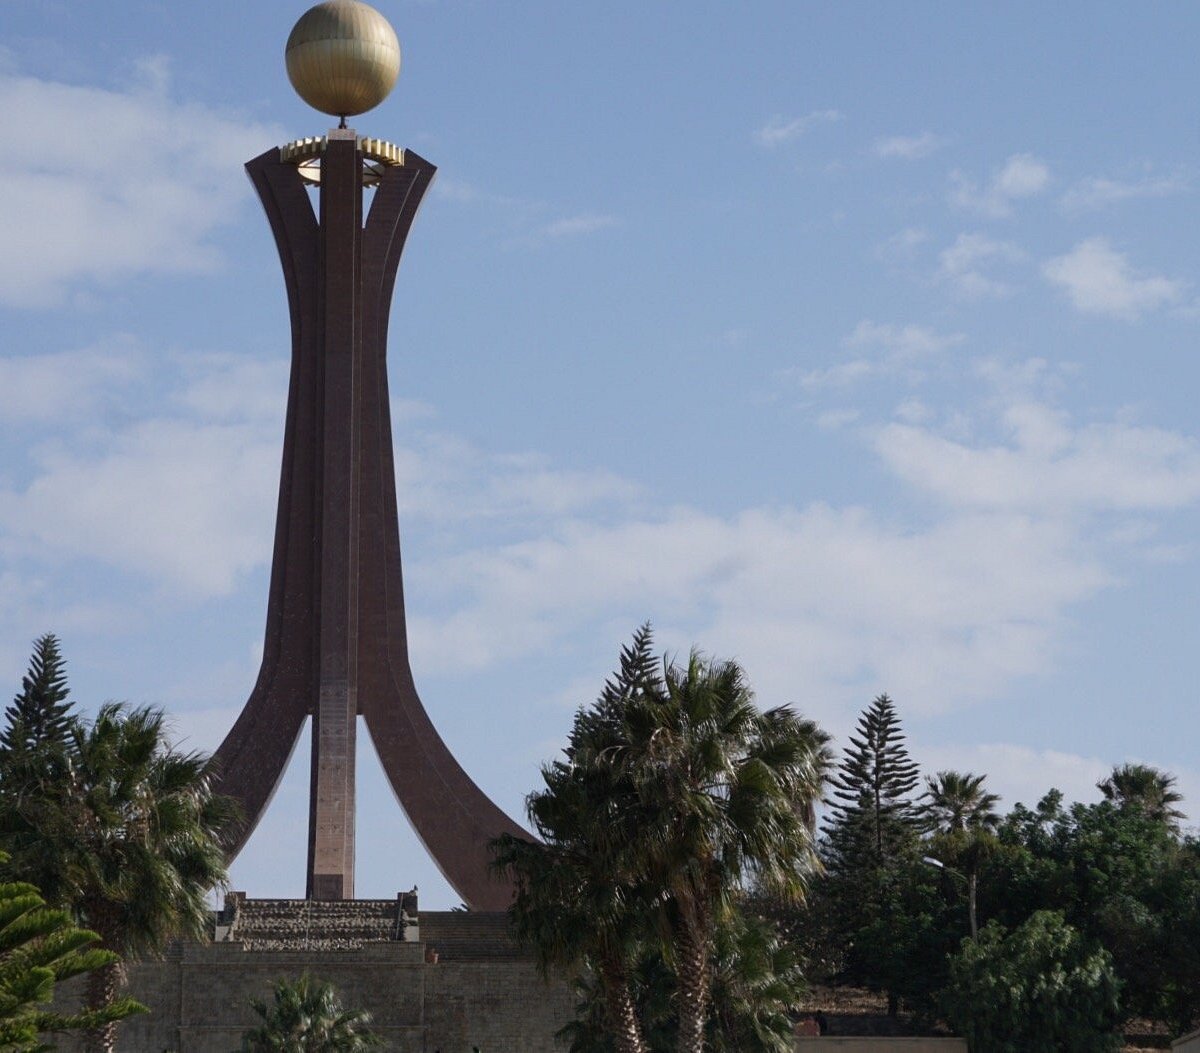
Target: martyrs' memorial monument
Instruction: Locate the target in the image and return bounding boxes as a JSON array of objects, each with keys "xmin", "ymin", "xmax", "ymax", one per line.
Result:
[{"xmin": 211, "ymin": 1, "xmax": 527, "ymax": 912}]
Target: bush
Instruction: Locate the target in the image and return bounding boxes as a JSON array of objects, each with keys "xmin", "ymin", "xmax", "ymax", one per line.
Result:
[{"xmin": 940, "ymin": 910, "xmax": 1122, "ymax": 1053}]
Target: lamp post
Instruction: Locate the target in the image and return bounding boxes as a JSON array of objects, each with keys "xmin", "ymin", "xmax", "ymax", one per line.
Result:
[{"xmin": 923, "ymin": 855, "xmax": 978, "ymax": 939}]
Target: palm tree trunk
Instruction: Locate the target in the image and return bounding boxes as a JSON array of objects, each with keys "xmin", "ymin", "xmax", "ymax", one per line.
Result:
[
  {"xmin": 598, "ymin": 953, "xmax": 648, "ymax": 1053},
  {"xmin": 968, "ymin": 870, "xmax": 978, "ymax": 939},
  {"xmin": 85, "ymin": 958, "xmax": 123, "ymax": 1053},
  {"xmin": 675, "ymin": 916, "xmax": 712, "ymax": 1053}
]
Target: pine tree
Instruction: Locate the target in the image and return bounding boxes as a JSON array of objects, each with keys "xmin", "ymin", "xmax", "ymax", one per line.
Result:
[
  {"xmin": 820, "ymin": 694, "xmax": 925, "ymax": 1015},
  {"xmin": 1, "ymin": 634, "xmax": 74, "ymax": 755},
  {"xmin": 823, "ymin": 694, "xmax": 921, "ymax": 868}
]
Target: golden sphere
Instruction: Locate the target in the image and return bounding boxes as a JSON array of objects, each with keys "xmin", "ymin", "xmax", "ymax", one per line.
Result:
[{"xmin": 285, "ymin": 1, "xmax": 401, "ymax": 119}]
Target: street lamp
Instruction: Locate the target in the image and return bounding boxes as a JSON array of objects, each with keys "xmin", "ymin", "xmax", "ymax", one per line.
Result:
[{"xmin": 923, "ymin": 856, "xmax": 978, "ymax": 939}]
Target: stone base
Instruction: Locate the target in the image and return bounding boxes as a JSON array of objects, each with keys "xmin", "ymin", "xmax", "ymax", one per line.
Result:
[{"xmin": 54, "ymin": 896, "xmax": 575, "ymax": 1052}]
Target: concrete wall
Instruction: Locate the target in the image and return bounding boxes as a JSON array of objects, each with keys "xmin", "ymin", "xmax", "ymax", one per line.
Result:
[
  {"xmin": 1174, "ymin": 1028, "xmax": 1200, "ymax": 1051},
  {"xmin": 55, "ymin": 940, "xmax": 577, "ymax": 1052}
]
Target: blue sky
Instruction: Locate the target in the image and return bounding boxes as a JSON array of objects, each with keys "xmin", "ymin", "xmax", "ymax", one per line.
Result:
[{"xmin": 2, "ymin": 2, "xmax": 1198, "ymax": 907}]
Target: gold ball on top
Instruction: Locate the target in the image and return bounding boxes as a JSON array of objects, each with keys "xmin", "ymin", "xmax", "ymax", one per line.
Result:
[{"xmin": 285, "ymin": 1, "xmax": 401, "ymax": 120}]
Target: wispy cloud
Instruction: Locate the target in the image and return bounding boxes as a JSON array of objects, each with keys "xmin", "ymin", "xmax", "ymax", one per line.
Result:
[
  {"xmin": 0, "ymin": 69, "xmax": 281, "ymax": 307},
  {"xmin": 846, "ymin": 320, "xmax": 965, "ymax": 360},
  {"xmin": 1060, "ymin": 173, "xmax": 1188, "ymax": 212},
  {"xmin": 873, "ymin": 131, "xmax": 941, "ymax": 160},
  {"xmin": 877, "ymin": 397, "xmax": 1200, "ymax": 514},
  {"xmin": 950, "ymin": 153, "xmax": 1051, "ymax": 218},
  {"xmin": 938, "ymin": 232, "xmax": 1023, "ymax": 298},
  {"xmin": 874, "ymin": 227, "xmax": 929, "ymax": 266},
  {"xmin": 1042, "ymin": 237, "xmax": 1182, "ymax": 319},
  {"xmin": 784, "ymin": 321, "xmax": 964, "ymax": 392},
  {"xmin": 754, "ymin": 109, "xmax": 843, "ymax": 147},
  {"xmin": 541, "ymin": 213, "xmax": 617, "ymax": 239}
]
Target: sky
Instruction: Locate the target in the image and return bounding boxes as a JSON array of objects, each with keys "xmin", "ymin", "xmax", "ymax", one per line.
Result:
[{"xmin": 1, "ymin": 1, "xmax": 1199, "ymax": 908}]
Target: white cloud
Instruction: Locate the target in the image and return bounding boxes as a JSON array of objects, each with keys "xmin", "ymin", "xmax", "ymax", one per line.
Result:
[
  {"xmin": 542, "ymin": 213, "xmax": 617, "ymax": 239},
  {"xmin": 845, "ymin": 320, "xmax": 965, "ymax": 360},
  {"xmin": 938, "ymin": 233, "xmax": 1023, "ymax": 298},
  {"xmin": 1060, "ymin": 173, "xmax": 1187, "ymax": 212},
  {"xmin": 918, "ymin": 742, "xmax": 1110, "ymax": 809},
  {"xmin": 754, "ymin": 109, "xmax": 843, "ymax": 147},
  {"xmin": 877, "ymin": 400, "xmax": 1200, "ymax": 514},
  {"xmin": 873, "ymin": 131, "xmax": 941, "ymax": 160},
  {"xmin": 789, "ymin": 321, "xmax": 966, "ymax": 392},
  {"xmin": 0, "ymin": 416, "xmax": 280, "ymax": 596},
  {"xmin": 0, "ymin": 69, "xmax": 281, "ymax": 307},
  {"xmin": 405, "ymin": 502, "xmax": 1111, "ymax": 726},
  {"xmin": 789, "ymin": 359, "xmax": 874, "ymax": 391},
  {"xmin": 950, "ymin": 153, "xmax": 1051, "ymax": 218},
  {"xmin": 1042, "ymin": 237, "xmax": 1182, "ymax": 319},
  {"xmin": 0, "ymin": 336, "xmax": 147, "ymax": 424},
  {"xmin": 875, "ymin": 227, "xmax": 929, "ymax": 266}
]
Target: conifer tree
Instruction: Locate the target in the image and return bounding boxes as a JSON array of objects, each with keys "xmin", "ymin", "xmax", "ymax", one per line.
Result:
[
  {"xmin": 823, "ymin": 693, "xmax": 921, "ymax": 868},
  {"xmin": 820, "ymin": 694, "xmax": 927, "ymax": 1015},
  {"xmin": 1, "ymin": 634, "xmax": 74, "ymax": 755}
]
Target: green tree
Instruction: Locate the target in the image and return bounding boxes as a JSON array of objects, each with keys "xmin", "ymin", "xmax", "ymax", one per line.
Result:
[
  {"xmin": 940, "ymin": 910, "xmax": 1122, "ymax": 1053},
  {"xmin": 619, "ymin": 645, "xmax": 830, "ymax": 1052},
  {"xmin": 240, "ymin": 973, "xmax": 381, "ymax": 1052},
  {"xmin": 0, "ymin": 854, "xmax": 143, "ymax": 1051},
  {"xmin": 558, "ymin": 907, "xmax": 805, "ymax": 1053},
  {"xmin": 0, "ymin": 635, "xmax": 73, "ymax": 757},
  {"xmin": 494, "ymin": 626, "xmax": 659, "ymax": 1053},
  {"xmin": 495, "ymin": 626, "xmax": 830, "ymax": 1053},
  {"xmin": 820, "ymin": 693, "xmax": 923, "ymax": 1014},
  {"xmin": 988, "ymin": 790, "xmax": 1198, "ymax": 1030},
  {"xmin": 824, "ymin": 694, "xmax": 921, "ymax": 868},
  {"xmin": 923, "ymin": 771, "xmax": 1000, "ymax": 938},
  {"xmin": 0, "ymin": 702, "xmax": 238, "ymax": 1053},
  {"xmin": 1098, "ymin": 763, "xmax": 1186, "ymax": 827}
]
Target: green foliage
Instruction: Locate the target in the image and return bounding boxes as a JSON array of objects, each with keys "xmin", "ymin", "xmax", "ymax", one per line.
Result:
[
  {"xmin": 940, "ymin": 911, "xmax": 1122, "ymax": 1053},
  {"xmin": 986, "ymin": 791, "xmax": 1200, "ymax": 1032},
  {"xmin": 494, "ymin": 624, "xmax": 830, "ymax": 1053},
  {"xmin": 0, "ymin": 638, "xmax": 239, "ymax": 1051},
  {"xmin": 824, "ymin": 694, "xmax": 922, "ymax": 870},
  {"xmin": 1098, "ymin": 762, "xmax": 1186, "ymax": 827},
  {"xmin": 558, "ymin": 908, "xmax": 805, "ymax": 1053},
  {"xmin": 0, "ymin": 635, "xmax": 73, "ymax": 757},
  {"xmin": 819, "ymin": 694, "xmax": 925, "ymax": 1011},
  {"xmin": 0, "ymin": 853, "xmax": 143, "ymax": 1052},
  {"xmin": 240, "ymin": 973, "xmax": 380, "ymax": 1052}
]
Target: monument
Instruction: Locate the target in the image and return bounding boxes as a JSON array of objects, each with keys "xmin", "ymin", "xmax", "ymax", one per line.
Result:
[{"xmin": 209, "ymin": 0, "xmax": 527, "ymax": 909}]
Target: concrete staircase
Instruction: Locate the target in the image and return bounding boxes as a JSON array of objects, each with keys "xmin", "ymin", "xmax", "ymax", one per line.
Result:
[{"xmin": 417, "ymin": 911, "xmax": 526, "ymax": 961}]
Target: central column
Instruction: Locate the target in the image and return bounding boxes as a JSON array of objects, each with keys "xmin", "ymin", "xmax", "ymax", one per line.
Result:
[{"xmin": 308, "ymin": 128, "xmax": 363, "ymax": 900}]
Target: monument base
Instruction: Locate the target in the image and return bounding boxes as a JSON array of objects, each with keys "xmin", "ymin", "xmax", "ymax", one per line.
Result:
[{"xmin": 55, "ymin": 895, "xmax": 576, "ymax": 1052}]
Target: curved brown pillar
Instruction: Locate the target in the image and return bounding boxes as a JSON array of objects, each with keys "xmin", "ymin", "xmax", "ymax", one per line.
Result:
[{"xmin": 210, "ymin": 134, "xmax": 526, "ymax": 910}]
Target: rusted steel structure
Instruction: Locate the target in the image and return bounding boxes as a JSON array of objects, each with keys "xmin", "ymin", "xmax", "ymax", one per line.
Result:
[{"xmin": 210, "ymin": 129, "xmax": 525, "ymax": 909}]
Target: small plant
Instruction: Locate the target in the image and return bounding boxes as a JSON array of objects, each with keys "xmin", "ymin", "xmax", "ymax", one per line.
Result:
[{"xmin": 240, "ymin": 973, "xmax": 381, "ymax": 1052}]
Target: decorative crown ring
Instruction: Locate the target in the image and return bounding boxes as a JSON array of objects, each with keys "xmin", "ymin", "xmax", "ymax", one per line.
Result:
[{"xmin": 279, "ymin": 135, "xmax": 406, "ymax": 187}]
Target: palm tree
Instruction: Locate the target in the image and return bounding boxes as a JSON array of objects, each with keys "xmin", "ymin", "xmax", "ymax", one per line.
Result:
[
  {"xmin": 923, "ymin": 770, "xmax": 999, "ymax": 939},
  {"xmin": 1098, "ymin": 763, "xmax": 1186, "ymax": 827},
  {"xmin": 495, "ymin": 627, "xmax": 830, "ymax": 1053},
  {"xmin": 618, "ymin": 646, "xmax": 831, "ymax": 1053},
  {"xmin": 494, "ymin": 626, "xmax": 658, "ymax": 1053},
  {"xmin": 1, "ymin": 703, "xmax": 238, "ymax": 1053},
  {"xmin": 240, "ymin": 973, "xmax": 381, "ymax": 1051}
]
